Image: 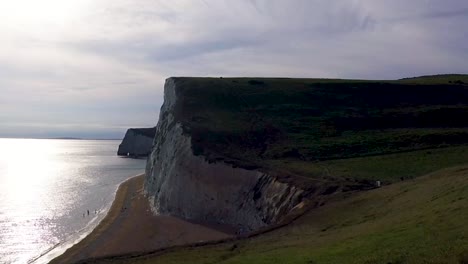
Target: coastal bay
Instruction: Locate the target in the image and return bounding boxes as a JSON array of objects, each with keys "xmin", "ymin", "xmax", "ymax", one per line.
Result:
[{"xmin": 0, "ymin": 139, "xmax": 147, "ymax": 264}]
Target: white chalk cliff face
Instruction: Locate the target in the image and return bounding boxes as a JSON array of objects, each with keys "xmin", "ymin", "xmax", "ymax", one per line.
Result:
[{"xmin": 145, "ymin": 78, "xmax": 305, "ymax": 233}]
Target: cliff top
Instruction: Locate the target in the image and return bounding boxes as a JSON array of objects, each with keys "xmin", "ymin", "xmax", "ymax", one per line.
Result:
[
  {"xmin": 126, "ymin": 127, "xmax": 156, "ymax": 138},
  {"xmin": 168, "ymin": 75, "xmax": 468, "ymax": 182}
]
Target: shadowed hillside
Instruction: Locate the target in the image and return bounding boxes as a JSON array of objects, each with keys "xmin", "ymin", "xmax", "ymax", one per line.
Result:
[{"xmin": 172, "ymin": 75, "xmax": 468, "ymax": 180}]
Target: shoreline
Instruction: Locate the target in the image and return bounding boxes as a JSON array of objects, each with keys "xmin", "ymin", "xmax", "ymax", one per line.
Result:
[
  {"xmin": 50, "ymin": 174, "xmax": 233, "ymax": 264},
  {"xmin": 49, "ymin": 174, "xmax": 144, "ymax": 264}
]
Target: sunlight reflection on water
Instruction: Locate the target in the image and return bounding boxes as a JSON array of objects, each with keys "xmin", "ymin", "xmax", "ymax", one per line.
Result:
[{"xmin": 0, "ymin": 138, "xmax": 146, "ymax": 264}]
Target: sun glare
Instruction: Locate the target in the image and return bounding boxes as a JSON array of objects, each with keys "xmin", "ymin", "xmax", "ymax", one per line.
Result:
[
  {"xmin": 0, "ymin": 139, "xmax": 60, "ymax": 208},
  {"xmin": 0, "ymin": 0, "xmax": 90, "ymax": 31}
]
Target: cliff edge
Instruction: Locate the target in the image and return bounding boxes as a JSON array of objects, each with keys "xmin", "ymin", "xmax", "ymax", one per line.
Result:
[
  {"xmin": 118, "ymin": 127, "xmax": 156, "ymax": 157},
  {"xmin": 145, "ymin": 79, "xmax": 311, "ymax": 233},
  {"xmin": 145, "ymin": 76, "xmax": 468, "ymax": 233}
]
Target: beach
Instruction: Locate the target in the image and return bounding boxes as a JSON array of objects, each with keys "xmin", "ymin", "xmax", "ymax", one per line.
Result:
[{"xmin": 50, "ymin": 174, "xmax": 234, "ymax": 264}]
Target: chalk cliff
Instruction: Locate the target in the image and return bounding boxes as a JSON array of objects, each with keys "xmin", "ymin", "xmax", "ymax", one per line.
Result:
[
  {"xmin": 118, "ymin": 128, "xmax": 156, "ymax": 157},
  {"xmin": 145, "ymin": 78, "xmax": 308, "ymax": 233},
  {"xmin": 144, "ymin": 75, "xmax": 468, "ymax": 233}
]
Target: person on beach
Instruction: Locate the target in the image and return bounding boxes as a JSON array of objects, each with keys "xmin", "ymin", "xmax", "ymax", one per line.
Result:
[{"xmin": 87, "ymin": 210, "xmax": 89, "ymax": 216}]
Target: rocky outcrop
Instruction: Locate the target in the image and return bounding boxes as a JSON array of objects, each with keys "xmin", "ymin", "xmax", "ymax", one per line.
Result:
[
  {"xmin": 145, "ymin": 78, "xmax": 306, "ymax": 233},
  {"xmin": 118, "ymin": 128, "xmax": 156, "ymax": 157}
]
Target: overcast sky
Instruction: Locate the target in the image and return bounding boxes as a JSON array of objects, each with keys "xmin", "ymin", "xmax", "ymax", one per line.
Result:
[{"xmin": 1, "ymin": 0, "xmax": 467, "ymax": 139}]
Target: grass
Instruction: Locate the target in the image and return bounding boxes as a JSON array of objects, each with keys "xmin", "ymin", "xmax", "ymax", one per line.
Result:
[
  {"xmin": 83, "ymin": 164, "xmax": 468, "ymax": 264},
  {"xmin": 171, "ymin": 75, "xmax": 468, "ymax": 168},
  {"xmin": 268, "ymin": 145, "xmax": 468, "ymax": 183},
  {"xmin": 397, "ymin": 74, "xmax": 468, "ymax": 85}
]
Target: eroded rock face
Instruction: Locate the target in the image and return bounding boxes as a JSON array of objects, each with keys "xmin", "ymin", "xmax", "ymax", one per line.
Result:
[
  {"xmin": 118, "ymin": 128, "xmax": 156, "ymax": 157},
  {"xmin": 145, "ymin": 78, "xmax": 305, "ymax": 233}
]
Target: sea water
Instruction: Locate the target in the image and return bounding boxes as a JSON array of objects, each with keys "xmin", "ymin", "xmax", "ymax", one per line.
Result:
[{"xmin": 0, "ymin": 138, "xmax": 147, "ymax": 264}]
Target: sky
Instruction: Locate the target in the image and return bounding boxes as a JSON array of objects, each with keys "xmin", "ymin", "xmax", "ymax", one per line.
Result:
[{"xmin": 0, "ymin": 0, "xmax": 467, "ymax": 139}]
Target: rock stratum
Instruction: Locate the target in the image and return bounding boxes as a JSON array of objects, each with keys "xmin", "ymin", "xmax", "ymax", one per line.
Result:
[
  {"xmin": 118, "ymin": 127, "xmax": 156, "ymax": 157},
  {"xmin": 145, "ymin": 79, "xmax": 311, "ymax": 233}
]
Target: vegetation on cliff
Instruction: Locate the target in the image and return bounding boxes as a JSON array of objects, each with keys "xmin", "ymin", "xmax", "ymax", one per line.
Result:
[{"xmin": 173, "ymin": 75, "xmax": 468, "ymax": 183}]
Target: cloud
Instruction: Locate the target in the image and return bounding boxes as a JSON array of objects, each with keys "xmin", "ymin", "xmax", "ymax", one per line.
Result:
[
  {"xmin": 414, "ymin": 8, "xmax": 468, "ymax": 20},
  {"xmin": 0, "ymin": 0, "xmax": 467, "ymax": 138}
]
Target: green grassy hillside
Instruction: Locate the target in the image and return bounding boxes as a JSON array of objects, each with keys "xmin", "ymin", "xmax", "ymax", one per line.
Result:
[
  {"xmin": 173, "ymin": 76, "xmax": 468, "ymax": 178},
  {"xmin": 269, "ymin": 145, "xmax": 468, "ymax": 184},
  {"xmin": 397, "ymin": 74, "xmax": 468, "ymax": 85}
]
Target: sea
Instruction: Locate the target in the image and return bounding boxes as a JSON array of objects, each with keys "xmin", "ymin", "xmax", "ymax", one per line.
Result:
[{"xmin": 0, "ymin": 138, "xmax": 147, "ymax": 264}]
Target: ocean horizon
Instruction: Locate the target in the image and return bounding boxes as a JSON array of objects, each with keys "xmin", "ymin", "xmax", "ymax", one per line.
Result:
[{"xmin": 0, "ymin": 138, "xmax": 146, "ymax": 264}]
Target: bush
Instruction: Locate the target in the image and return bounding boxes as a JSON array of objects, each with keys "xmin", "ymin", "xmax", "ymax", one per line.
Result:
[{"xmin": 248, "ymin": 80, "xmax": 265, "ymax": 86}]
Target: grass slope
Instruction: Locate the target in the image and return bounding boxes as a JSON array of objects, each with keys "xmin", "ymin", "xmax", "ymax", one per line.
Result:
[
  {"xmin": 397, "ymin": 74, "xmax": 468, "ymax": 85},
  {"xmin": 269, "ymin": 145, "xmax": 468, "ymax": 184},
  {"xmin": 173, "ymin": 75, "xmax": 468, "ymax": 178}
]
